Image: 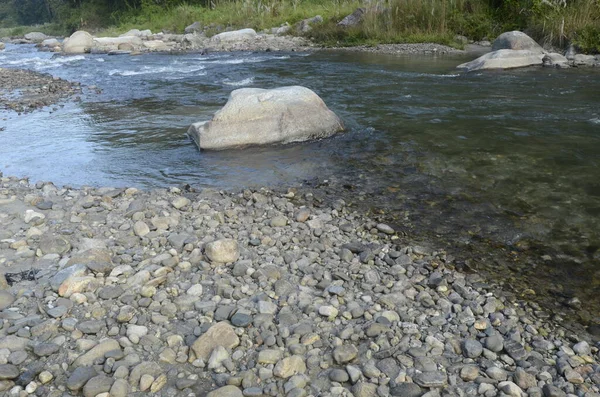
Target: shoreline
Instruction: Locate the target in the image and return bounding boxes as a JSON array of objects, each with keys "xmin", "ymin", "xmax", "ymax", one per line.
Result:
[{"xmin": 1, "ymin": 170, "xmax": 600, "ymax": 396}]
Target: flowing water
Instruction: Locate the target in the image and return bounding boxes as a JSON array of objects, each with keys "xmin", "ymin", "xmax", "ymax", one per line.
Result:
[{"xmin": 2, "ymin": 44, "xmax": 600, "ymax": 327}]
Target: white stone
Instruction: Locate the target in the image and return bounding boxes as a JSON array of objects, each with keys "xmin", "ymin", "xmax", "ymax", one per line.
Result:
[{"xmin": 63, "ymin": 31, "xmax": 94, "ymax": 54}]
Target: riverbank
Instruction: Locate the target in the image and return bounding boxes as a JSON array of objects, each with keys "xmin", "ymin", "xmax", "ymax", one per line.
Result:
[{"xmin": 0, "ymin": 171, "xmax": 599, "ymax": 397}]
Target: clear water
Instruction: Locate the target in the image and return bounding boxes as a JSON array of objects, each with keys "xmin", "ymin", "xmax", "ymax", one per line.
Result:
[{"xmin": 2, "ymin": 44, "xmax": 600, "ymax": 322}]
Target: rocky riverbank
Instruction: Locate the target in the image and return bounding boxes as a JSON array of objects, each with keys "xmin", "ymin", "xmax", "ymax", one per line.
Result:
[
  {"xmin": 0, "ymin": 171, "xmax": 599, "ymax": 397},
  {"xmin": 0, "ymin": 68, "xmax": 81, "ymax": 113}
]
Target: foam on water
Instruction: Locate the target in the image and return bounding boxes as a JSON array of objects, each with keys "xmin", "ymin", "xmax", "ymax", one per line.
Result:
[
  {"xmin": 108, "ymin": 64, "xmax": 206, "ymax": 77},
  {"xmin": 3, "ymin": 55, "xmax": 86, "ymax": 70},
  {"xmin": 223, "ymin": 77, "xmax": 255, "ymax": 86}
]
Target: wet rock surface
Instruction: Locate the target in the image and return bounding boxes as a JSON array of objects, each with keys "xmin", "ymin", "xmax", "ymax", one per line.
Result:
[
  {"xmin": 0, "ymin": 172, "xmax": 598, "ymax": 396},
  {"xmin": 0, "ymin": 68, "xmax": 80, "ymax": 113}
]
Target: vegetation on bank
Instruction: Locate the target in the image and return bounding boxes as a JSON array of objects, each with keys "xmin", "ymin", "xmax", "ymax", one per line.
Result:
[{"xmin": 0, "ymin": 0, "xmax": 599, "ymax": 52}]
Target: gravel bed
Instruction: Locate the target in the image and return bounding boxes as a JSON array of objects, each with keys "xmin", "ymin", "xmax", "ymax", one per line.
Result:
[{"xmin": 0, "ymin": 172, "xmax": 599, "ymax": 397}]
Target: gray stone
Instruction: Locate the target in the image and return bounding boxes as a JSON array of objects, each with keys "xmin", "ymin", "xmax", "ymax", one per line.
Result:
[
  {"xmin": 457, "ymin": 49, "xmax": 544, "ymax": 71},
  {"xmin": 542, "ymin": 384, "xmax": 566, "ymax": 397},
  {"xmin": 484, "ymin": 334, "xmax": 504, "ymax": 352},
  {"xmin": 191, "ymin": 322, "xmax": 240, "ymax": 361},
  {"xmin": 0, "ymin": 364, "xmax": 19, "ymax": 380},
  {"xmin": 206, "ymin": 385, "xmax": 243, "ymax": 397},
  {"xmin": 462, "ymin": 339, "xmax": 483, "ymax": 358},
  {"xmin": 329, "ymin": 369, "xmax": 349, "ymax": 383},
  {"xmin": 514, "ymin": 368, "xmax": 537, "ymax": 390},
  {"xmin": 33, "ymin": 343, "xmax": 60, "ymax": 357},
  {"xmin": 273, "ymin": 356, "xmax": 306, "ymax": 378},
  {"xmin": 82, "ymin": 375, "xmax": 113, "ymax": 397},
  {"xmin": 66, "ymin": 367, "xmax": 98, "ymax": 391},
  {"xmin": 338, "ymin": 8, "xmax": 365, "ymax": 28},
  {"xmin": 73, "ymin": 339, "xmax": 120, "ymax": 367},
  {"xmin": 498, "ymin": 381, "xmax": 523, "ymax": 397},
  {"xmin": 492, "ymin": 31, "xmax": 544, "ymax": 52},
  {"xmin": 67, "ymin": 249, "xmax": 113, "ymax": 273},
  {"xmin": 390, "ymin": 383, "xmax": 423, "ymax": 397},
  {"xmin": 504, "ymin": 339, "xmax": 528, "ymax": 361},
  {"xmin": 204, "ymin": 239, "xmax": 240, "ymax": 263},
  {"xmin": 413, "ymin": 371, "xmax": 447, "ymax": 388},
  {"xmin": 77, "ymin": 320, "xmax": 105, "ymax": 334},
  {"xmin": 0, "ymin": 291, "xmax": 15, "ymax": 310},
  {"xmin": 352, "ymin": 382, "xmax": 378, "ymax": 397},
  {"xmin": 572, "ymin": 341, "xmax": 590, "ymax": 355},
  {"xmin": 333, "ymin": 344, "xmax": 358, "ymax": 364},
  {"xmin": 188, "ymin": 86, "xmax": 344, "ymax": 150}
]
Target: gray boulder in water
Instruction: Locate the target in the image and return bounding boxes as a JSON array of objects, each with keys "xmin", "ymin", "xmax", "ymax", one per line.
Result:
[
  {"xmin": 0, "ymin": 43, "xmax": 5, "ymax": 51},
  {"xmin": 63, "ymin": 31, "xmax": 94, "ymax": 54},
  {"xmin": 24, "ymin": 32, "xmax": 47, "ymax": 43},
  {"xmin": 492, "ymin": 31, "xmax": 544, "ymax": 53},
  {"xmin": 457, "ymin": 49, "xmax": 544, "ymax": 71},
  {"xmin": 187, "ymin": 86, "xmax": 344, "ymax": 150}
]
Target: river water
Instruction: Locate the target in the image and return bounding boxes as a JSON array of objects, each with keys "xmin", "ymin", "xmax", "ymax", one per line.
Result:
[{"xmin": 2, "ymin": 44, "xmax": 600, "ymax": 328}]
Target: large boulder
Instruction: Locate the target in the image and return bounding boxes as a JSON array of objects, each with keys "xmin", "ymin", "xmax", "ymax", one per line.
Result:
[
  {"xmin": 187, "ymin": 86, "xmax": 344, "ymax": 150},
  {"xmin": 93, "ymin": 36, "xmax": 143, "ymax": 52},
  {"xmin": 492, "ymin": 31, "xmax": 544, "ymax": 53},
  {"xmin": 457, "ymin": 49, "xmax": 544, "ymax": 71},
  {"xmin": 63, "ymin": 31, "xmax": 94, "ymax": 54},
  {"xmin": 210, "ymin": 28, "xmax": 257, "ymax": 44},
  {"xmin": 0, "ymin": 43, "xmax": 5, "ymax": 51}
]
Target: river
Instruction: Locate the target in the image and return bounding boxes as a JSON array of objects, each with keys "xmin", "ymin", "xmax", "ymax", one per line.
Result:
[{"xmin": 1, "ymin": 43, "xmax": 600, "ymax": 330}]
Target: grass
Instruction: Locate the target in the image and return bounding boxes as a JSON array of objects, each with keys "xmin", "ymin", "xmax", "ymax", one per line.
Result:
[
  {"xmin": 108, "ymin": 0, "xmax": 360, "ymax": 36},
  {"xmin": 2, "ymin": 0, "xmax": 599, "ymax": 51}
]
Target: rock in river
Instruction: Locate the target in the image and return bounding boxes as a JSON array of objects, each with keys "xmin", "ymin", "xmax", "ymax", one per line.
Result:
[
  {"xmin": 187, "ymin": 86, "xmax": 344, "ymax": 150},
  {"xmin": 492, "ymin": 31, "xmax": 544, "ymax": 53},
  {"xmin": 63, "ymin": 31, "xmax": 94, "ymax": 54},
  {"xmin": 457, "ymin": 49, "xmax": 544, "ymax": 71}
]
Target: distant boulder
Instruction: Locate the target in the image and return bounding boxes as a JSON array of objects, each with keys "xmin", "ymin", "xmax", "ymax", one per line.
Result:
[
  {"xmin": 338, "ymin": 8, "xmax": 365, "ymax": 28},
  {"xmin": 296, "ymin": 15, "xmax": 323, "ymax": 33},
  {"xmin": 63, "ymin": 31, "xmax": 94, "ymax": 54},
  {"xmin": 188, "ymin": 86, "xmax": 344, "ymax": 150},
  {"xmin": 120, "ymin": 29, "xmax": 152, "ymax": 38},
  {"xmin": 210, "ymin": 28, "xmax": 257, "ymax": 44},
  {"xmin": 93, "ymin": 36, "xmax": 143, "ymax": 53},
  {"xmin": 40, "ymin": 38, "xmax": 60, "ymax": 48},
  {"xmin": 492, "ymin": 31, "xmax": 544, "ymax": 53},
  {"xmin": 185, "ymin": 22, "xmax": 203, "ymax": 34},
  {"xmin": 24, "ymin": 32, "xmax": 47, "ymax": 43},
  {"xmin": 457, "ymin": 49, "xmax": 544, "ymax": 71},
  {"xmin": 0, "ymin": 42, "xmax": 5, "ymax": 51}
]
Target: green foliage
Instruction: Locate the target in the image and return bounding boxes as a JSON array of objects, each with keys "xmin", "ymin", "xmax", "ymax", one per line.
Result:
[
  {"xmin": 575, "ymin": 25, "xmax": 600, "ymax": 53},
  {"xmin": 0, "ymin": 0, "xmax": 598, "ymax": 51}
]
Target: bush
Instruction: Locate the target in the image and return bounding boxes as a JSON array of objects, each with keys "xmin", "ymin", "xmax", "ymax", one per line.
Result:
[{"xmin": 575, "ymin": 25, "xmax": 600, "ymax": 53}]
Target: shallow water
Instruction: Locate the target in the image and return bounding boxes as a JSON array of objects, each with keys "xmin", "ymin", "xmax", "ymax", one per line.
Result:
[{"xmin": 2, "ymin": 44, "xmax": 600, "ymax": 322}]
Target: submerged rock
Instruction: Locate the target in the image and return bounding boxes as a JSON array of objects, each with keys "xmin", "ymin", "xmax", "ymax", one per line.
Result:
[
  {"xmin": 188, "ymin": 86, "xmax": 344, "ymax": 150},
  {"xmin": 457, "ymin": 49, "xmax": 544, "ymax": 71}
]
